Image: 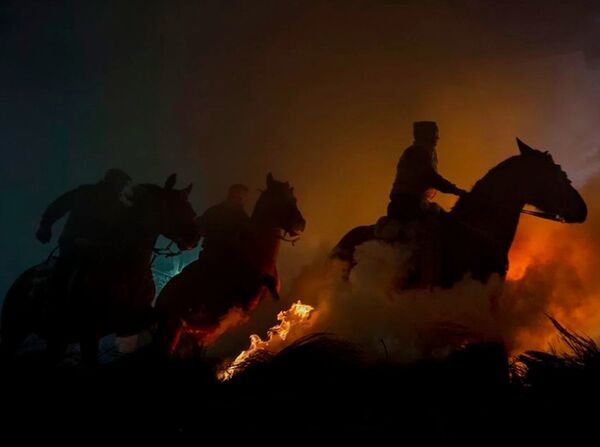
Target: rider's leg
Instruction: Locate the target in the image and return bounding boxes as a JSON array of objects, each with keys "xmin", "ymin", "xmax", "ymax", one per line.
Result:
[{"xmin": 387, "ymin": 193, "xmax": 421, "ymax": 222}]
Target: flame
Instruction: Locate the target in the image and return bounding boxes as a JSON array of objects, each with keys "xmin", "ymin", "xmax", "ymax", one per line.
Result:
[{"xmin": 218, "ymin": 301, "xmax": 315, "ymax": 381}]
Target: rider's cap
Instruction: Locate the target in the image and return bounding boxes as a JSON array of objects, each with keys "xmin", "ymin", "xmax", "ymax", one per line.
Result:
[
  {"xmin": 413, "ymin": 121, "xmax": 438, "ymax": 138},
  {"xmin": 104, "ymin": 169, "xmax": 132, "ymax": 185}
]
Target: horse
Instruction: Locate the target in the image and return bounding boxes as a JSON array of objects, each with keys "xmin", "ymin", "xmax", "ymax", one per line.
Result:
[
  {"xmin": 0, "ymin": 174, "xmax": 200, "ymax": 364},
  {"xmin": 331, "ymin": 138, "xmax": 587, "ymax": 288},
  {"xmin": 154, "ymin": 173, "xmax": 306, "ymax": 354}
]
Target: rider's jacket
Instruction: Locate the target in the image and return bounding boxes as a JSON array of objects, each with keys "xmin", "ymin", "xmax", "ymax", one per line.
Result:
[
  {"xmin": 390, "ymin": 143, "xmax": 462, "ymax": 200},
  {"xmin": 40, "ymin": 182, "xmax": 125, "ymax": 257}
]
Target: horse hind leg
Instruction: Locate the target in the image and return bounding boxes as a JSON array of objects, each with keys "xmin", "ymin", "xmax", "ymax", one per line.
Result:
[{"xmin": 330, "ymin": 225, "xmax": 375, "ymax": 279}]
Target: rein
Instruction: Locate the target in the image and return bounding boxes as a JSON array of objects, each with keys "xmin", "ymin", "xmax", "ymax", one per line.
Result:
[
  {"xmin": 520, "ymin": 208, "xmax": 565, "ymax": 223},
  {"xmin": 457, "ymin": 190, "xmax": 567, "ymax": 225}
]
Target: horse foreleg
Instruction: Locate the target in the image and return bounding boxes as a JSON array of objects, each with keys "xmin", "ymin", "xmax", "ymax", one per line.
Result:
[
  {"xmin": 259, "ymin": 274, "xmax": 280, "ymax": 301},
  {"xmin": 168, "ymin": 323, "xmax": 184, "ymax": 356},
  {"xmin": 330, "ymin": 225, "xmax": 375, "ymax": 279},
  {"xmin": 153, "ymin": 316, "xmax": 183, "ymax": 357}
]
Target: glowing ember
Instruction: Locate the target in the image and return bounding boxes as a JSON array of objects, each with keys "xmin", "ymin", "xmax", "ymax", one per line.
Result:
[{"xmin": 218, "ymin": 301, "xmax": 315, "ymax": 381}]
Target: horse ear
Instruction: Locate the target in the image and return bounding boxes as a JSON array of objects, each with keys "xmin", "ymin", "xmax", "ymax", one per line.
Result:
[
  {"xmin": 181, "ymin": 183, "xmax": 193, "ymax": 196},
  {"xmin": 516, "ymin": 138, "xmax": 535, "ymax": 156},
  {"xmin": 266, "ymin": 172, "xmax": 274, "ymax": 188},
  {"xmin": 164, "ymin": 173, "xmax": 177, "ymax": 190}
]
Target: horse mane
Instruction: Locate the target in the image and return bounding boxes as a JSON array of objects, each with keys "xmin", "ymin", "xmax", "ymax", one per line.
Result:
[
  {"xmin": 451, "ymin": 148, "xmax": 564, "ymax": 214},
  {"xmin": 451, "ymin": 155, "xmax": 521, "ymax": 215}
]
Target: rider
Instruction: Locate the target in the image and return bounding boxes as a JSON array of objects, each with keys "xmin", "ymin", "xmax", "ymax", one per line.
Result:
[
  {"xmin": 36, "ymin": 168, "xmax": 132, "ymax": 269},
  {"xmin": 386, "ymin": 121, "xmax": 467, "ymax": 286},
  {"xmin": 387, "ymin": 121, "xmax": 466, "ymax": 223},
  {"xmin": 196, "ymin": 183, "xmax": 251, "ymax": 259}
]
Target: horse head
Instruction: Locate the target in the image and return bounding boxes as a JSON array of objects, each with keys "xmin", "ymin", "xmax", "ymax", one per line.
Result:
[
  {"xmin": 129, "ymin": 174, "xmax": 199, "ymax": 251},
  {"xmin": 159, "ymin": 173, "xmax": 200, "ymax": 250},
  {"xmin": 516, "ymin": 138, "xmax": 587, "ymax": 223},
  {"xmin": 254, "ymin": 173, "xmax": 306, "ymax": 237}
]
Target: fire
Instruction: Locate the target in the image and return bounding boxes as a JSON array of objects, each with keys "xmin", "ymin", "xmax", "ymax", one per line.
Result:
[
  {"xmin": 506, "ymin": 246, "xmax": 536, "ymax": 281},
  {"xmin": 218, "ymin": 301, "xmax": 316, "ymax": 381}
]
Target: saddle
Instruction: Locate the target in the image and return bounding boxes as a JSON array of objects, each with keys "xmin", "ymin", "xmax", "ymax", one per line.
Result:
[{"xmin": 374, "ymin": 216, "xmax": 418, "ymax": 243}]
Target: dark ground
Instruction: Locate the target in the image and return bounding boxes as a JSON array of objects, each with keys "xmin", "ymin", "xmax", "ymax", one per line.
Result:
[{"xmin": 0, "ymin": 327, "xmax": 597, "ymax": 444}]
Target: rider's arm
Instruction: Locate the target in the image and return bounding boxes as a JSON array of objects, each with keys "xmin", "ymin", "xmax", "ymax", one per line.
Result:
[
  {"xmin": 40, "ymin": 187, "xmax": 82, "ymax": 228},
  {"xmin": 418, "ymin": 150, "xmax": 465, "ymax": 196},
  {"xmin": 430, "ymin": 171, "xmax": 464, "ymax": 196},
  {"xmin": 36, "ymin": 187, "xmax": 83, "ymax": 243}
]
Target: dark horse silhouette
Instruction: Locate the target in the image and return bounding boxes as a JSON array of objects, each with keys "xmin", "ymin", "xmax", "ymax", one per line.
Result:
[
  {"xmin": 154, "ymin": 173, "xmax": 306, "ymax": 354},
  {"xmin": 0, "ymin": 174, "xmax": 199, "ymax": 364},
  {"xmin": 332, "ymin": 139, "xmax": 587, "ymax": 288}
]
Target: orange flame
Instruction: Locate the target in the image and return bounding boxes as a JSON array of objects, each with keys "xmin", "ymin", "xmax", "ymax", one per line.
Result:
[{"xmin": 218, "ymin": 301, "xmax": 315, "ymax": 381}]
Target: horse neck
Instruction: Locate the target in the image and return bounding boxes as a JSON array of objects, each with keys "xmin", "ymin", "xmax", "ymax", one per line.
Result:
[
  {"xmin": 117, "ymin": 203, "xmax": 161, "ymax": 265},
  {"xmin": 248, "ymin": 214, "xmax": 282, "ymax": 275},
  {"xmin": 451, "ymin": 158, "xmax": 527, "ymax": 255}
]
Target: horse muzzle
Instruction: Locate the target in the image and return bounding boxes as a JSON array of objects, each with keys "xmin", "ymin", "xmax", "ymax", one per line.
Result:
[
  {"xmin": 563, "ymin": 194, "xmax": 588, "ymax": 224},
  {"xmin": 288, "ymin": 219, "xmax": 306, "ymax": 237}
]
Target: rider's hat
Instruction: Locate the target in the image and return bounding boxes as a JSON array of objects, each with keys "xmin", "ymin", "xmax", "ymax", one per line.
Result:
[{"xmin": 413, "ymin": 121, "xmax": 438, "ymax": 138}]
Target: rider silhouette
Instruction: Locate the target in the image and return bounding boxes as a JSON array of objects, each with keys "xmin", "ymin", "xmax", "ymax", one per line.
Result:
[
  {"xmin": 386, "ymin": 122, "xmax": 466, "ymax": 286},
  {"xmin": 388, "ymin": 121, "xmax": 466, "ymax": 222},
  {"xmin": 36, "ymin": 168, "xmax": 131, "ymax": 267},
  {"xmin": 196, "ymin": 183, "xmax": 251, "ymax": 258}
]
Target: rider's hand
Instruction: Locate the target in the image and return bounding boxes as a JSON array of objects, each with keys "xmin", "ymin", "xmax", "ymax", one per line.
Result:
[{"xmin": 36, "ymin": 225, "xmax": 52, "ymax": 244}]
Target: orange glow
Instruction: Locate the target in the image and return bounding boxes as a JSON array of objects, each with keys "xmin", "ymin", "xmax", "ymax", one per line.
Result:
[
  {"xmin": 506, "ymin": 219, "xmax": 546, "ymax": 281},
  {"xmin": 502, "ymin": 206, "xmax": 600, "ymax": 355}
]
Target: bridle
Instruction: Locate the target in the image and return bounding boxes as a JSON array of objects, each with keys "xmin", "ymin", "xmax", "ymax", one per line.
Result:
[{"xmin": 278, "ymin": 232, "xmax": 301, "ymax": 246}]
